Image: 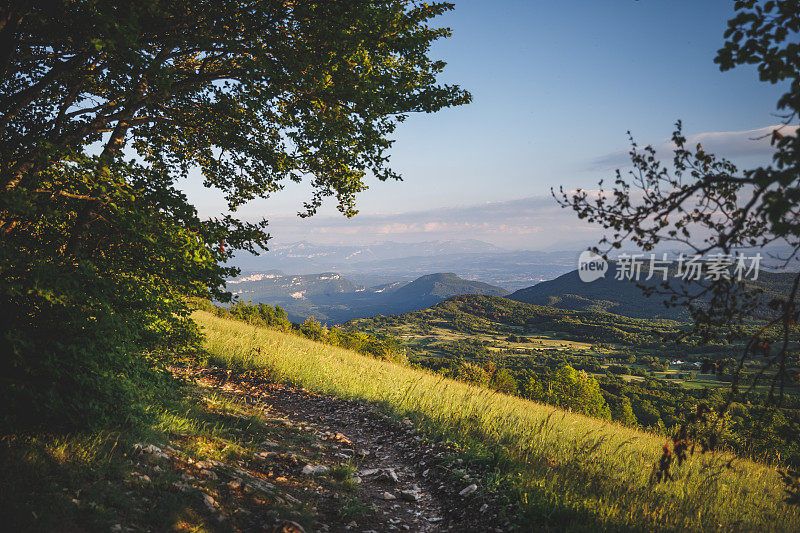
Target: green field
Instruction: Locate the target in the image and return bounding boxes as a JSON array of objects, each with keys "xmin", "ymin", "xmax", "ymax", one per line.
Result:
[{"xmin": 196, "ymin": 311, "xmax": 800, "ymax": 531}]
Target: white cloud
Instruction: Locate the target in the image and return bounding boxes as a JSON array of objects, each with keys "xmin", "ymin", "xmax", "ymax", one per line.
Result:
[
  {"xmin": 589, "ymin": 124, "xmax": 798, "ymax": 170},
  {"xmin": 256, "ymin": 195, "xmax": 602, "ymax": 249}
]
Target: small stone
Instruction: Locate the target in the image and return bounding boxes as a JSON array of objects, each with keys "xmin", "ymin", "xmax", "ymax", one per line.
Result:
[
  {"xmin": 202, "ymin": 493, "xmax": 218, "ymax": 512},
  {"xmin": 261, "ymin": 440, "xmax": 279, "ymax": 447},
  {"xmin": 110, "ymin": 525, "xmax": 122, "ymax": 532},
  {"xmin": 200, "ymin": 469, "xmax": 218, "ymax": 480},
  {"xmin": 459, "ymin": 483, "xmax": 478, "ymax": 496},
  {"xmin": 399, "ymin": 490, "xmax": 418, "ymax": 502},
  {"xmin": 480, "ymin": 503, "xmax": 489, "ymax": 513},
  {"xmin": 254, "ymin": 451, "xmax": 277, "ymax": 460},
  {"xmin": 301, "ymin": 464, "xmax": 329, "ymax": 475},
  {"xmin": 378, "ymin": 468, "xmax": 399, "ymax": 483},
  {"xmin": 227, "ymin": 479, "xmax": 243, "ymax": 490},
  {"xmin": 172, "ymin": 481, "xmax": 192, "ymax": 491},
  {"xmin": 380, "ymin": 491, "xmax": 396, "ymax": 500}
]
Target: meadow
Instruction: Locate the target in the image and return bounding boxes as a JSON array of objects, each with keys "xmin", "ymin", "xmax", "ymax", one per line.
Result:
[{"xmin": 196, "ymin": 310, "xmax": 800, "ymax": 531}]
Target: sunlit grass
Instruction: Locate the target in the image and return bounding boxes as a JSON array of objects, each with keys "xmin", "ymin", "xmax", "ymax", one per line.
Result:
[{"xmin": 196, "ymin": 310, "xmax": 800, "ymax": 531}]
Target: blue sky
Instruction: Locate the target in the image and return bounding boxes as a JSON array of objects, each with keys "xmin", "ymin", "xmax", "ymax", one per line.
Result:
[{"xmin": 180, "ymin": 0, "xmax": 790, "ymax": 249}]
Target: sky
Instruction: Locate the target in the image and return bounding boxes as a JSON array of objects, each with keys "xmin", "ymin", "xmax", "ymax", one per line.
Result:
[{"xmin": 179, "ymin": 0, "xmax": 790, "ymax": 250}]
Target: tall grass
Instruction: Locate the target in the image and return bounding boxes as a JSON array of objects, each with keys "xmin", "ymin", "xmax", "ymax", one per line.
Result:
[{"xmin": 196, "ymin": 311, "xmax": 800, "ymax": 531}]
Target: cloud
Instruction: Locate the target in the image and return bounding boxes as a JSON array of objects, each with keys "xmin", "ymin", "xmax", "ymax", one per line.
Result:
[
  {"xmin": 589, "ymin": 124, "xmax": 798, "ymax": 170},
  {"xmin": 257, "ymin": 195, "xmax": 603, "ymax": 249}
]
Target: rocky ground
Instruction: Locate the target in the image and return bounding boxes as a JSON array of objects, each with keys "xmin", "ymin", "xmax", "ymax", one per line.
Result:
[{"xmin": 146, "ymin": 366, "xmax": 510, "ymax": 532}]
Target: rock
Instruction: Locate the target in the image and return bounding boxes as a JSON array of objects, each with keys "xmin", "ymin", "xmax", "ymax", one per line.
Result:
[
  {"xmin": 202, "ymin": 493, "xmax": 218, "ymax": 512},
  {"xmin": 459, "ymin": 483, "xmax": 478, "ymax": 496},
  {"xmin": 422, "ymin": 469, "xmax": 430, "ymax": 478},
  {"xmin": 399, "ymin": 490, "xmax": 418, "ymax": 502},
  {"xmin": 228, "ymin": 479, "xmax": 243, "ymax": 490},
  {"xmin": 172, "ymin": 481, "xmax": 192, "ymax": 491},
  {"xmin": 301, "ymin": 464, "xmax": 329, "ymax": 475},
  {"xmin": 260, "ymin": 452, "xmax": 278, "ymax": 461},
  {"xmin": 359, "ymin": 468, "xmax": 381, "ymax": 476},
  {"xmin": 380, "ymin": 491, "xmax": 396, "ymax": 500},
  {"xmin": 133, "ymin": 443, "xmax": 169, "ymax": 460},
  {"xmin": 261, "ymin": 440, "xmax": 279, "ymax": 447},
  {"xmin": 480, "ymin": 503, "xmax": 489, "ymax": 513},
  {"xmin": 110, "ymin": 525, "xmax": 122, "ymax": 532},
  {"xmin": 378, "ymin": 468, "xmax": 399, "ymax": 483},
  {"xmin": 200, "ymin": 469, "xmax": 218, "ymax": 480},
  {"xmin": 255, "ymin": 451, "xmax": 277, "ymax": 460}
]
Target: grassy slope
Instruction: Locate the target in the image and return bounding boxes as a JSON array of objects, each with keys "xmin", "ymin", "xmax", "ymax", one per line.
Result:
[
  {"xmin": 0, "ymin": 383, "xmax": 339, "ymax": 531},
  {"xmin": 196, "ymin": 311, "xmax": 800, "ymax": 531}
]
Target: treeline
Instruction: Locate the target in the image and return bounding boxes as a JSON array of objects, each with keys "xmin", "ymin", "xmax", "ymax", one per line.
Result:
[{"xmin": 191, "ymin": 299, "xmax": 407, "ymax": 363}]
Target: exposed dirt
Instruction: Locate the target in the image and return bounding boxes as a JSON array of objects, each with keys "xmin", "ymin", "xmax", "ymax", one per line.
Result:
[{"xmin": 171, "ymin": 366, "xmax": 509, "ymax": 532}]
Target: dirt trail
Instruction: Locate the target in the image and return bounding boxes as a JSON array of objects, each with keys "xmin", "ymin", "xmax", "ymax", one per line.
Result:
[{"xmin": 173, "ymin": 366, "xmax": 506, "ymax": 532}]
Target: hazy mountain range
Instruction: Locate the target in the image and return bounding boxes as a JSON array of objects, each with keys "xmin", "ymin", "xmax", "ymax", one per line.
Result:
[
  {"xmin": 227, "ymin": 271, "xmax": 508, "ymax": 324},
  {"xmin": 231, "ymin": 239, "xmax": 577, "ymax": 290}
]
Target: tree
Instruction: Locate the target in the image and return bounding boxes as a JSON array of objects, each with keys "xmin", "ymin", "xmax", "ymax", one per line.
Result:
[
  {"xmin": 556, "ymin": 1, "xmax": 799, "ymax": 414},
  {"xmin": 0, "ymin": 1, "xmax": 469, "ymax": 429},
  {"xmin": 612, "ymin": 397, "xmax": 638, "ymax": 427},
  {"xmin": 545, "ymin": 365, "xmax": 611, "ymax": 419},
  {"xmin": 491, "ymin": 367, "xmax": 518, "ymax": 395}
]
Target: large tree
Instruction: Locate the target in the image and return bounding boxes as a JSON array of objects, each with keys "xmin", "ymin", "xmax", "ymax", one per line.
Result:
[{"xmin": 0, "ymin": 0, "xmax": 470, "ymax": 429}]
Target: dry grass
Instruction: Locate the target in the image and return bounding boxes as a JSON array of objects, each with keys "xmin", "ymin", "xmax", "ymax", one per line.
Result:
[{"xmin": 196, "ymin": 310, "xmax": 800, "ymax": 531}]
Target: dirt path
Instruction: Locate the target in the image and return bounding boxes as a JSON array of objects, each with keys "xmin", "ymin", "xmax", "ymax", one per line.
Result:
[{"xmin": 173, "ymin": 366, "xmax": 506, "ymax": 532}]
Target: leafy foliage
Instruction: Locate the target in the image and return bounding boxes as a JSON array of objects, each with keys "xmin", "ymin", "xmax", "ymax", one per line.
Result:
[{"xmin": 0, "ymin": 1, "xmax": 468, "ymax": 430}]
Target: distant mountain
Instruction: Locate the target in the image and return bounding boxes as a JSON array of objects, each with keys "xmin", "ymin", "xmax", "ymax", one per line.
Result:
[
  {"xmin": 231, "ymin": 240, "xmax": 577, "ymax": 291},
  {"xmin": 226, "ymin": 271, "xmax": 507, "ymax": 324},
  {"xmin": 233, "ymin": 239, "xmax": 505, "ymax": 272},
  {"xmin": 229, "ymin": 272, "xmax": 360, "ymax": 300},
  {"xmin": 507, "ymin": 263, "xmax": 797, "ymax": 320},
  {"xmin": 386, "ymin": 273, "xmax": 509, "ymax": 311}
]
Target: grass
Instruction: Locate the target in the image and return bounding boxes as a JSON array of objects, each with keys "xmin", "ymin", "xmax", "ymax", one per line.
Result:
[{"xmin": 196, "ymin": 310, "xmax": 800, "ymax": 531}]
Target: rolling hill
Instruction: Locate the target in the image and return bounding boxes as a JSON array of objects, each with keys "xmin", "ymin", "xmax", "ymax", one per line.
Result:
[{"xmin": 507, "ymin": 263, "xmax": 798, "ymax": 320}]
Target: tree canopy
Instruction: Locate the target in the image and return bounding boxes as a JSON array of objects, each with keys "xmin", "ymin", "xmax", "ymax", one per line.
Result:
[{"xmin": 0, "ymin": 0, "xmax": 469, "ymax": 429}]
